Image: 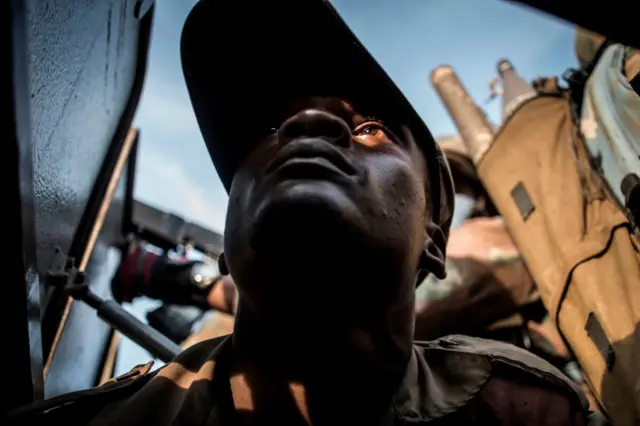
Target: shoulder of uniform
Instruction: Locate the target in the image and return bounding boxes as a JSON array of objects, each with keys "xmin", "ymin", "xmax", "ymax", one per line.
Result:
[
  {"xmin": 102, "ymin": 360, "xmax": 156, "ymax": 386},
  {"xmin": 2, "ymin": 367, "xmax": 148, "ymax": 424},
  {"xmin": 4, "ymin": 335, "xmax": 230, "ymax": 423},
  {"xmin": 416, "ymin": 335, "xmax": 589, "ymax": 410},
  {"xmin": 4, "ymin": 361, "xmax": 156, "ymax": 422}
]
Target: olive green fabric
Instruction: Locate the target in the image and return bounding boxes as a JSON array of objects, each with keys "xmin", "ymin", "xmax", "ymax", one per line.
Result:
[
  {"xmin": 574, "ymin": 28, "xmax": 606, "ymax": 67},
  {"xmin": 5, "ymin": 335, "xmax": 600, "ymax": 426}
]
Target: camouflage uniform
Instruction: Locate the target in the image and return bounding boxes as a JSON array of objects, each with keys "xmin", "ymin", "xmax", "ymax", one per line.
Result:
[{"xmin": 5, "ymin": 335, "xmax": 605, "ymax": 426}]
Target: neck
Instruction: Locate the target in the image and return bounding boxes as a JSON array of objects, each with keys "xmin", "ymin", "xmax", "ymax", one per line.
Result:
[{"xmin": 228, "ymin": 304, "xmax": 412, "ymax": 425}]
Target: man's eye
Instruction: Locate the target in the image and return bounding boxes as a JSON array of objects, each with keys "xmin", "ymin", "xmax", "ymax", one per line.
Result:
[
  {"xmin": 360, "ymin": 126, "xmax": 382, "ymax": 136},
  {"xmin": 353, "ymin": 122, "xmax": 392, "ymax": 141}
]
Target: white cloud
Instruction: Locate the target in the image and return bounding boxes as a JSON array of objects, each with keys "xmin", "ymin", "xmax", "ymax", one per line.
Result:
[
  {"xmin": 135, "ymin": 151, "xmax": 228, "ymax": 234},
  {"xmin": 132, "ymin": 59, "xmax": 228, "ymax": 234}
]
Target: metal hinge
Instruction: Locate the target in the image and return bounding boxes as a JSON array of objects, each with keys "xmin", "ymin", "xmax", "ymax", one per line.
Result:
[
  {"xmin": 47, "ymin": 247, "xmax": 88, "ymax": 299},
  {"xmin": 45, "ymin": 247, "xmax": 181, "ymax": 363}
]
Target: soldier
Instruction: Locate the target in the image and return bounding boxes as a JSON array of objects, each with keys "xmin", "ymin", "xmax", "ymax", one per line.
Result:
[{"xmin": 7, "ymin": 1, "xmax": 603, "ymax": 424}]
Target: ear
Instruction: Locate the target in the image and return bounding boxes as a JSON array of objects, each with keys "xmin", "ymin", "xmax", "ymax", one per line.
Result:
[
  {"xmin": 419, "ymin": 222, "xmax": 447, "ymax": 280},
  {"xmin": 218, "ymin": 252, "xmax": 229, "ymax": 275}
]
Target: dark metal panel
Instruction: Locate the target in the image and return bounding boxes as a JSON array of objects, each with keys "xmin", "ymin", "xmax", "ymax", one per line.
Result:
[
  {"xmin": 25, "ymin": 0, "xmax": 142, "ymax": 312},
  {"xmin": 44, "ymin": 133, "xmax": 139, "ymax": 397},
  {"xmin": 3, "ymin": 0, "xmax": 44, "ymax": 411},
  {"xmin": 20, "ymin": 0, "xmax": 155, "ymax": 397}
]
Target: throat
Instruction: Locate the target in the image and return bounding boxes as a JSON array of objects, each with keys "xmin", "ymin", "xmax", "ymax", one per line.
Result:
[
  {"xmin": 229, "ymin": 373, "xmax": 312, "ymax": 425},
  {"xmin": 229, "ymin": 366, "xmax": 397, "ymax": 426},
  {"xmin": 228, "ymin": 315, "xmax": 406, "ymax": 425}
]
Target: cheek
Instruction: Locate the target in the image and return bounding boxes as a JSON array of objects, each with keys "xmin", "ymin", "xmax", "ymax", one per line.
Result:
[
  {"xmin": 224, "ymin": 181, "xmax": 257, "ymax": 284},
  {"xmin": 226, "ymin": 172, "xmax": 252, "ymax": 223},
  {"xmin": 368, "ymin": 156, "xmax": 427, "ymax": 216},
  {"xmin": 227, "ymin": 140, "xmax": 280, "ymax": 210},
  {"xmin": 224, "ymin": 158, "xmax": 267, "ymax": 242}
]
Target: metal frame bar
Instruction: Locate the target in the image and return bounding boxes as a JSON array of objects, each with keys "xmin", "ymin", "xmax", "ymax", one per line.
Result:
[
  {"xmin": 132, "ymin": 201, "xmax": 224, "ymax": 258},
  {"xmin": 123, "ymin": 129, "xmax": 140, "ymax": 238}
]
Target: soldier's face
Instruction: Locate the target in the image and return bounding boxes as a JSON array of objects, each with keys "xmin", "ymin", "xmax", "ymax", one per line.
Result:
[{"xmin": 223, "ymin": 96, "xmax": 431, "ymax": 319}]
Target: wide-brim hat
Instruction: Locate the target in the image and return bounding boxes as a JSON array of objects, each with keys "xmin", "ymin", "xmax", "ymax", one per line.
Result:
[{"xmin": 181, "ymin": 0, "xmax": 454, "ymax": 236}]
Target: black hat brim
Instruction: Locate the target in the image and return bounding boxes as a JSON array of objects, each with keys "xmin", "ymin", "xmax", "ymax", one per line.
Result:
[{"xmin": 180, "ymin": 0, "xmax": 453, "ymax": 230}]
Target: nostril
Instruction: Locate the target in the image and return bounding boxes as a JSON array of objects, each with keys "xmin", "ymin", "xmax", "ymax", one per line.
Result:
[
  {"xmin": 281, "ymin": 121, "xmax": 307, "ymax": 140},
  {"xmin": 324, "ymin": 120, "xmax": 347, "ymax": 139}
]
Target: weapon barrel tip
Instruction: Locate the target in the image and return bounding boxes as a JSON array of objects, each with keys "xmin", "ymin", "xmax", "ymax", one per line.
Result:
[
  {"xmin": 430, "ymin": 65, "xmax": 455, "ymax": 85},
  {"xmin": 497, "ymin": 58, "xmax": 514, "ymax": 75}
]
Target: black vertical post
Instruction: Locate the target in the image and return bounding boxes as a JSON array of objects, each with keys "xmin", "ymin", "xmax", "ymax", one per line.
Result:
[{"xmin": 3, "ymin": 0, "xmax": 45, "ymax": 412}]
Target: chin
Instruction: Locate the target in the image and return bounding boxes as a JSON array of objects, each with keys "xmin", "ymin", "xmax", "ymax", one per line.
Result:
[{"xmin": 250, "ymin": 179, "xmax": 366, "ymax": 252}]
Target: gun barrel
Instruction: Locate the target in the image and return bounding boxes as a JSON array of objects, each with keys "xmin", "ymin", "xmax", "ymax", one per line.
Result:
[
  {"xmin": 83, "ymin": 291, "xmax": 181, "ymax": 363},
  {"xmin": 430, "ymin": 65, "xmax": 495, "ymax": 164},
  {"xmin": 497, "ymin": 59, "xmax": 537, "ymax": 121}
]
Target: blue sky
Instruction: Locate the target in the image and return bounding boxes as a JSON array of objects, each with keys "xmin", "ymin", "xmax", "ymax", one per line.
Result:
[{"xmin": 116, "ymin": 0, "xmax": 578, "ymax": 374}]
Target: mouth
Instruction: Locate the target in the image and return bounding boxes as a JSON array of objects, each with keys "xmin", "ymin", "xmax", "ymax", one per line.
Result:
[{"xmin": 266, "ymin": 140, "xmax": 358, "ymax": 178}]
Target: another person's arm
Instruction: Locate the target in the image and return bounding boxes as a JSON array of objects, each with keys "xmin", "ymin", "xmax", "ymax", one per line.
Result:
[
  {"xmin": 414, "ymin": 258, "xmax": 534, "ymax": 340},
  {"xmin": 207, "ymin": 275, "xmax": 238, "ymax": 315},
  {"xmin": 414, "ymin": 217, "xmax": 535, "ymax": 341}
]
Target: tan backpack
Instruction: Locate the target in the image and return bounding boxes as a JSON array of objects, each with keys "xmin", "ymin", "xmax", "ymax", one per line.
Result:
[{"xmin": 476, "ymin": 93, "xmax": 640, "ymax": 426}]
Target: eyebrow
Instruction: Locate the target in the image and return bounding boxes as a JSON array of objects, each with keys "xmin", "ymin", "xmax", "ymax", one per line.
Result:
[{"xmin": 336, "ymin": 99, "xmax": 385, "ymax": 128}]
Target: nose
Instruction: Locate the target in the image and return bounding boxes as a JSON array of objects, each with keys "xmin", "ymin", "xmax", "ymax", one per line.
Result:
[{"xmin": 277, "ymin": 109, "xmax": 352, "ymax": 148}]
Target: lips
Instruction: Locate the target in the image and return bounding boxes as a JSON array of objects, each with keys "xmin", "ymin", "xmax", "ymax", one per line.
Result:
[{"xmin": 266, "ymin": 139, "xmax": 357, "ymax": 177}]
